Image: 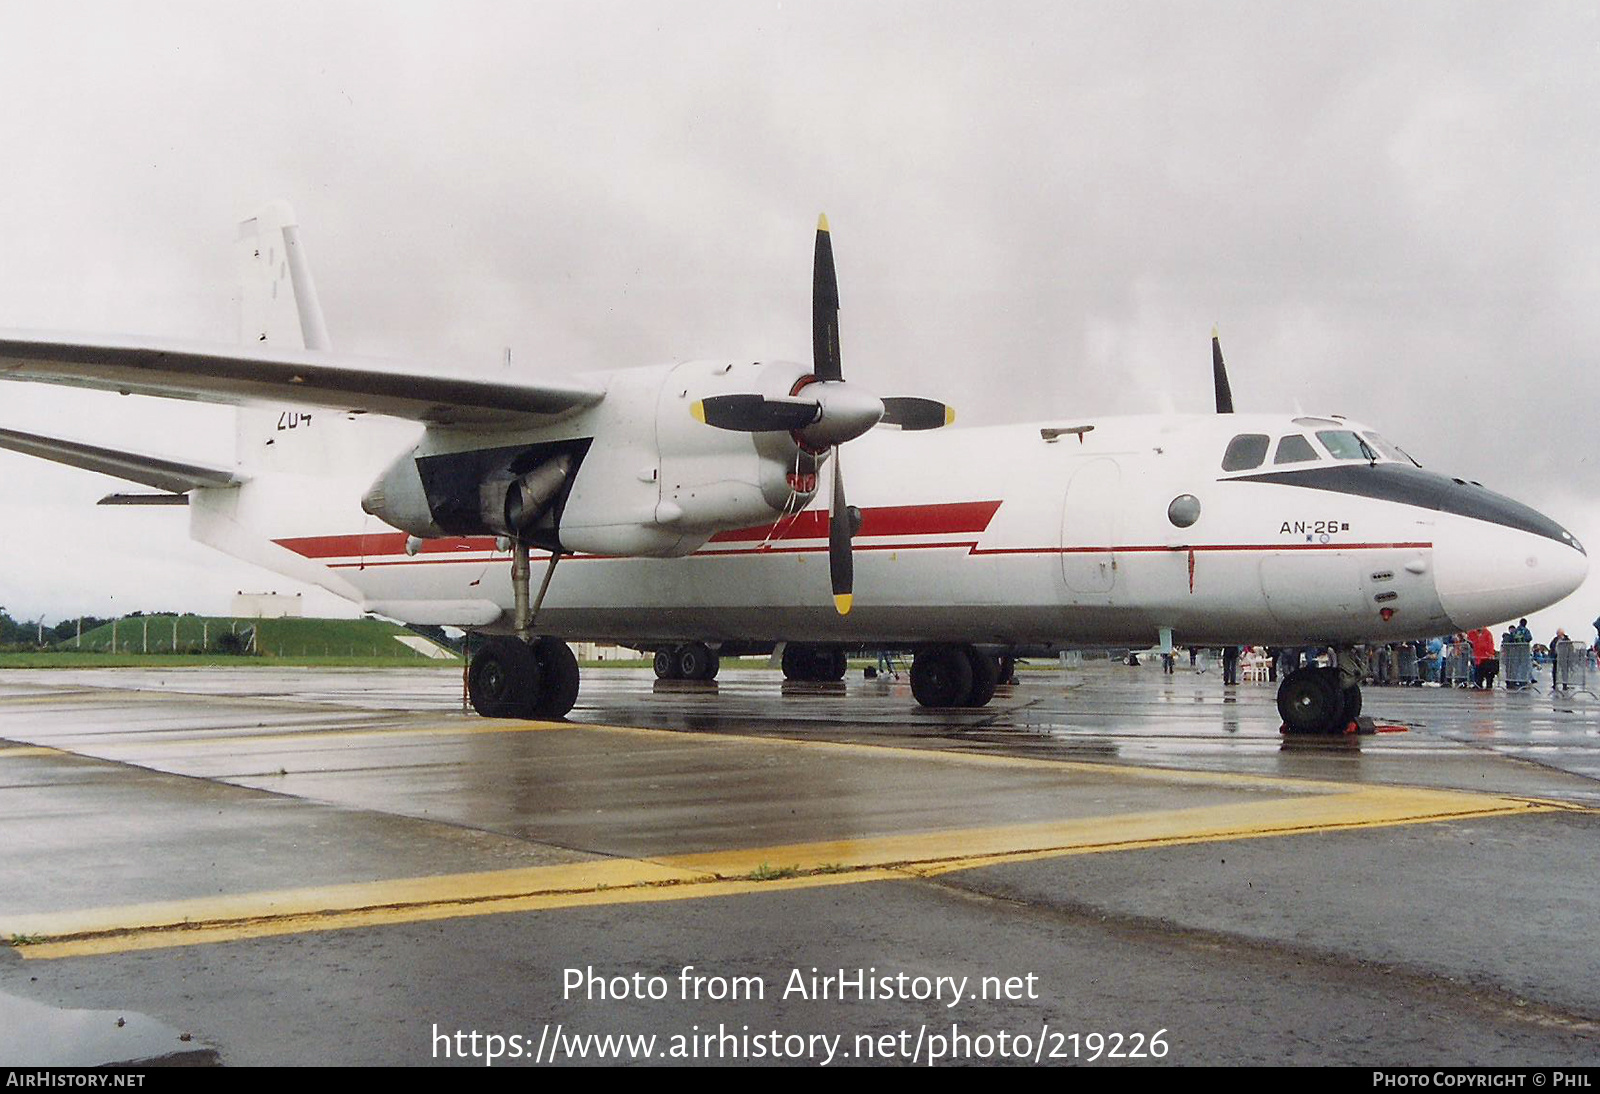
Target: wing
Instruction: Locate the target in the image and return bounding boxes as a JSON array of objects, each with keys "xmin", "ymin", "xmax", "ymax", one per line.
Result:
[
  {"xmin": 0, "ymin": 331, "xmax": 605, "ymax": 426},
  {"xmin": 0, "ymin": 425, "xmax": 244, "ymax": 494}
]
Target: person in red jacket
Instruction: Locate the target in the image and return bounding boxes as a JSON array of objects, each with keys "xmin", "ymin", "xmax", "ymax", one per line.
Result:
[{"xmin": 1468, "ymin": 627, "xmax": 1499, "ymax": 689}]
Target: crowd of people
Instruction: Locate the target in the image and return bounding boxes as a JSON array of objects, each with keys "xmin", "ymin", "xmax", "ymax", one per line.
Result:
[{"xmin": 1165, "ymin": 615, "xmax": 1599, "ymax": 691}]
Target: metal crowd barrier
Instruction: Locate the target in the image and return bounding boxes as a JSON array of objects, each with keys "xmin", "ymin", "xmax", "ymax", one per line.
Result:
[
  {"xmin": 1443, "ymin": 641, "xmax": 1474, "ymax": 688},
  {"xmin": 1553, "ymin": 639, "xmax": 1593, "ymax": 693},
  {"xmin": 1372, "ymin": 646, "xmax": 1397, "ymax": 685},
  {"xmin": 1501, "ymin": 641, "xmax": 1533, "ymax": 689},
  {"xmin": 1397, "ymin": 645, "xmax": 1419, "ymax": 685}
]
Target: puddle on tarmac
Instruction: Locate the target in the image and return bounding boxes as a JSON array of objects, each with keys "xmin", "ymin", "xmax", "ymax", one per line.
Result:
[{"xmin": 0, "ymin": 988, "xmax": 216, "ymax": 1065}]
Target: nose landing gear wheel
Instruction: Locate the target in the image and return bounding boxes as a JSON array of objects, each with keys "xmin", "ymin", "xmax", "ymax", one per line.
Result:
[{"xmin": 1277, "ymin": 666, "xmax": 1343, "ymax": 734}]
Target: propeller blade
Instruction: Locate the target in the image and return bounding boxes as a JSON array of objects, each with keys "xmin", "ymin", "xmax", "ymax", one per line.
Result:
[
  {"xmin": 813, "ymin": 214, "xmax": 842, "ymax": 383},
  {"xmin": 880, "ymin": 396, "xmax": 955, "ymax": 431},
  {"xmin": 1212, "ymin": 326, "xmax": 1234, "ymax": 414},
  {"xmin": 829, "ymin": 451, "xmax": 853, "ymax": 615},
  {"xmin": 693, "ymin": 393, "xmax": 820, "ymax": 432}
]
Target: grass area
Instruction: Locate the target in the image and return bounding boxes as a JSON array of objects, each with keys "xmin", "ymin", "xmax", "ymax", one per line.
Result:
[
  {"xmin": 0, "ymin": 652, "xmax": 462, "ymax": 669},
  {"xmin": 53, "ymin": 615, "xmax": 447, "ymax": 660}
]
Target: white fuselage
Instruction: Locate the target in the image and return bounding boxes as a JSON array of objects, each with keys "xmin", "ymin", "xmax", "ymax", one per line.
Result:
[{"xmin": 190, "ymin": 397, "xmax": 1588, "ymax": 650}]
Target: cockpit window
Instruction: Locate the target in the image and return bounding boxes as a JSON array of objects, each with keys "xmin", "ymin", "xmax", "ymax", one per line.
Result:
[
  {"xmin": 1316, "ymin": 430, "xmax": 1378, "ymax": 461},
  {"xmin": 1274, "ymin": 434, "xmax": 1318, "ymax": 464},
  {"xmin": 1222, "ymin": 433, "xmax": 1270, "ymax": 471},
  {"xmin": 1363, "ymin": 432, "xmax": 1422, "ymax": 468}
]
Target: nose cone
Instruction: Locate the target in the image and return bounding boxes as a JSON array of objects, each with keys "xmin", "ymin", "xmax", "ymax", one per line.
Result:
[{"xmin": 1433, "ymin": 486, "xmax": 1587, "ymax": 629}]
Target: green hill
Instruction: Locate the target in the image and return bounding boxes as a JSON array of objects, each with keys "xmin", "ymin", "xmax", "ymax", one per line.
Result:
[{"xmin": 59, "ymin": 615, "xmax": 455, "ymax": 660}]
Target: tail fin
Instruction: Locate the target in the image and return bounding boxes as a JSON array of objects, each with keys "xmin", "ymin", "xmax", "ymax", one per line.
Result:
[
  {"xmin": 234, "ymin": 203, "xmax": 349, "ymax": 474},
  {"xmin": 237, "ymin": 200, "xmax": 329, "ymax": 351}
]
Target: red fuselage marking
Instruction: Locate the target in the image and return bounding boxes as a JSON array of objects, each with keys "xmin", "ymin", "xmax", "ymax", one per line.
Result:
[{"xmin": 273, "ymin": 501, "xmax": 1430, "ymax": 570}]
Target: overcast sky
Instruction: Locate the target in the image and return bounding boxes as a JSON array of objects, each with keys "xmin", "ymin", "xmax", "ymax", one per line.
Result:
[{"xmin": 1, "ymin": 1, "xmax": 1597, "ymax": 640}]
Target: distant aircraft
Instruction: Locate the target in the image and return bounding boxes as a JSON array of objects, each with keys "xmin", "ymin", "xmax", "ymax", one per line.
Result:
[{"xmin": 0, "ymin": 205, "xmax": 1585, "ymax": 733}]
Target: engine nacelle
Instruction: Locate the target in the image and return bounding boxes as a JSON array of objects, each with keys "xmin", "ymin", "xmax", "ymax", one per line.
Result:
[
  {"xmin": 360, "ymin": 447, "xmax": 444, "ymax": 539},
  {"xmin": 361, "ymin": 445, "xmax": 577, "ymax": 542},
  {"xmin": 361, "ymin": 360, "xmax": 826, "ymax": 557},
  {"xmin": 656, "ymin": 359, "xmax": 823, "ymax": 524}
]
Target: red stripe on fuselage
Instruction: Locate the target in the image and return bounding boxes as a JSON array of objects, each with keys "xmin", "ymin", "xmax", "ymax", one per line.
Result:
[
  {"xmin": 275, "ymin": 532, "xmax": 498, "ymax": 560},
  {"xmin": 275, "ymin": 501, "xmax": 1006, "ymax": 560},
  {"xmin": 705, "ymin": 500, "xmax": 1003, "ymax": 543}
]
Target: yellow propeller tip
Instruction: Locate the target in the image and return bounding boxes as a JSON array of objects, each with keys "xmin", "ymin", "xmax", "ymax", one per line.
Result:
[
  {"xmin": 690, "ymin": 400, "xmax": 706, "ymax": 423},
  {"xmin": 944, "ymin": 405, "xmax": 956, "ymax": 426},
  {"xmin": 833, "ymin": 593, "xmax": 853, "ymax": 615},
  {"xmin": 817, "ymin": 212, "xmax": 830, "ymax": 233},
  {"xmin": 1212, "ymin": 324, "xmax": 1219, "ymax": 339}
]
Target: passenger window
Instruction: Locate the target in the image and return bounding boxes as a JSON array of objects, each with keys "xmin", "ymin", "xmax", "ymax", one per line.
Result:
[
  {"xmin": 1315, "ymin": 430, "xmax": 1374, "ymax": 460},
  {"xmin": 1221, "ymin": 433, "xmax": 1269, "ymax": 471},
  {"xmin": 1274, "ymin": 434, "xmax": 1318, "ymax": 464}
]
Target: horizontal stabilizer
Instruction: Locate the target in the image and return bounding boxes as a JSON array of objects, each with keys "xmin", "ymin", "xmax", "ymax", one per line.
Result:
[
  {"xmin": 0, "ymin": 331, "xmax": 606, "ymax": 426},
  {"xmin": 0, "ymin": 426, "xmax": 244, "ymax": 494}
]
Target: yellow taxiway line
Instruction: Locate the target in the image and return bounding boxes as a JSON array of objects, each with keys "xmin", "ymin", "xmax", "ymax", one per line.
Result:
[{"xmin": 4, "ymin": 775, "xmax": 1563, "ymax": 959}]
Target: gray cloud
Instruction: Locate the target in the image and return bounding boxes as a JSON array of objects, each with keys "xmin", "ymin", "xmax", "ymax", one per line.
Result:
[{"xmin": 1, "ymin": 1, "xmax": 1596, "ymax": 636}]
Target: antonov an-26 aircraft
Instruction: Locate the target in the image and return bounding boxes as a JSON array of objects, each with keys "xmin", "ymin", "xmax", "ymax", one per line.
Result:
[{"xmin": 0, "ymin": 205, "xmax": 1586, "ymax": 734}]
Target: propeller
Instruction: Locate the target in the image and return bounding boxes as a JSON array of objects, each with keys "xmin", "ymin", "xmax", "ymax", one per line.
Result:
[
  {"xmin": 691, "ymin": 214, "xmax": 955, "ymax": 613},
  {"xmin": 1212, "ymin": 325, "xmax": 1234, "ymax": 414},
  {"xmin": 829, "ymin": 449, "xmax": 853, "ymax": 614}
]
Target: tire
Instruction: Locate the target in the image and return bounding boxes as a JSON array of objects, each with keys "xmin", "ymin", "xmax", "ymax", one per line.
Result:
[
  {"xmin": 1340, "ymin": 683, "xmax": 1362, "ymax": 728},
  {"xmin": 653, "ymin": 649, "xmax": 679, "ymax": 680},
  {"xmin": 911, "ymin": 646, "xmax": 975, "ymax": 708},
  {"xmin": 677, "ymin": 642, "xmax": 716, "ymax": 681},
  {"xmin": 781, "ymin": 643, "xmax": 810, "ymax": 681},
  {"xmin": 1277, "ymin": 666, "xmax": 1340, "ymax": 734},
  {"xmin": 528, "ymin": 637, "xmax": 580, "ymax": 719},
  {"xmin": 782, "ymin": 643, "xmax": 837, "ymax": 682},
  {"xmin": 962, "ymin": 646, "xmax": 1000, "ymax": 707},
  {"xmin": 468, "ymin": 637, "xmax": 541, "ymax": 718}
]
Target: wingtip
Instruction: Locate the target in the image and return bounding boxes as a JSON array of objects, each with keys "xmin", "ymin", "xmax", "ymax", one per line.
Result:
[
  {"xmin": 833, "ymin": 593, "xmax": 853, "ymax": 615},
  {"xmin": 817, "ymin": 212, "xmax": 830, "ymax": 233}
]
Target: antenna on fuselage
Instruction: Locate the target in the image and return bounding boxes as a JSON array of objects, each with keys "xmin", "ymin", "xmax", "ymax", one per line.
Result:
[{"xmin": 1211, "ymin": 325, "xmax": 1235, "ymax": 414}]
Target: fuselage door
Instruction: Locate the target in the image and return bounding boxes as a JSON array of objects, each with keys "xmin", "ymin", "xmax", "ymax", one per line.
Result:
[{"xmin": 1061, "ymin": 458, "xmax": 1120, "ymax": 594}]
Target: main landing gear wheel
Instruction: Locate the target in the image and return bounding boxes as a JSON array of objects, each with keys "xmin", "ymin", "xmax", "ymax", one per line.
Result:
[
  {"xmin": 1276, "ymin": 666, "xmax": 1355, "ymax": 734},
  {"xmin": 468, "ymin": 637, "xmax": 542, "ymax": 718},
  {"xmin": 529, "ymin": 636, "xmax": 580, "ymax": 718},
  {"xmin": 910, "ymin": 644, "xmax": 997, "ymax": 708},
  {"xmin": 962, "ymin": 647, "xmax": 1001, "ymax": 708},
  {"xmin": 676, "ymin": 642, "xmax": 719, "ymax": 681},
  {"xmin": 781, "ymin": 644, "xmax": 847, "ymax": 682},
  {"xmin": 468, "ymin": 636, "xmax": 579, "ymax": 719},
  {"xmin": 654, "ymin": 644, "xmax": 720, "ymax": 681}
]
